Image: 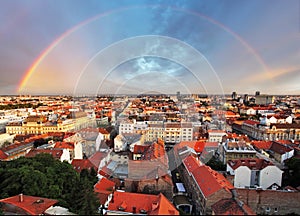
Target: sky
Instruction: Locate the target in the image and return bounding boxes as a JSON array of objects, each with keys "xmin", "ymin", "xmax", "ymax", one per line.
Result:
[{"xmin": 0, "ymin": 0, "xmax": 299, "ymax": 96}]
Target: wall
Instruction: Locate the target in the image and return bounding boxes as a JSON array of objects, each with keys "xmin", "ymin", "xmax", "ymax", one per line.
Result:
[
  {"xmin": 237, "ymin": 188, "xmax": 300, "ymax": 215},
  {"xmin": 234, "ymin": 166, "xmax": 251, "ymax": 188},
  {"xmin": 260, "ymin": 166, "xmax": 283, "ymax": 189}
]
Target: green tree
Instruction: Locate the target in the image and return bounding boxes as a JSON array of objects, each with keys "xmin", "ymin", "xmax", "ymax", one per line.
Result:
[
  {"xmin": 284, "ymin": 157, "xmax": 300, "ymax": 187},
  {"xmin": 0, "ymin": 154, "xmax": 99, "ymax": 215},
  {"xmin": 205, "ymin": 156, "xmax": 226, "ymax": 171}
]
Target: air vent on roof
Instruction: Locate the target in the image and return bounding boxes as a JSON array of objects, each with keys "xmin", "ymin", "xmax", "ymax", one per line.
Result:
[
  {"xmin": 118, "ymin": 206, "xmax": 125, "ymax": 211},
  {"xmin": 140, "ymin": 209, "xmax": 147, "ymax": 214},
  {"xmin": 35, "ymin": 199, "xmax": 44, "ymax": 204}
]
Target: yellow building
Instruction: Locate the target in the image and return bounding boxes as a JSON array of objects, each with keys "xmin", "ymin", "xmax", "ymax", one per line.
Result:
[{"xmin": 5, "ymin": 112, "xmax": 96, "ymax": 135}]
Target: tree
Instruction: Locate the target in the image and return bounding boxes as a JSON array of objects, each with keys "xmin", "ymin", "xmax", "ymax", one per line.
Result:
[
  {"xmin": 0, "ymin": 154, "xmax": 99, "ymax": 215},
  {"xmin": 284, "ymin": 157, "xmax": 300, "ymax": 187},
  {"xmin": 205, "ymin": 156, "xmax": 226, "ymax": 171}
]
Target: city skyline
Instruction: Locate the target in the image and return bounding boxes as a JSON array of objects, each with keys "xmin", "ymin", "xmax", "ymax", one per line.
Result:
[{"xmin": 0, "ymin": 0, "xmax": 299, "ymax": 95}]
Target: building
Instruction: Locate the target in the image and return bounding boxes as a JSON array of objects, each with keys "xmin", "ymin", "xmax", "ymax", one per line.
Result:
[
  {"xmin": 145, "ymin": 122, "xmax": 193, "ymax": 143},
  {"xmin": 114, "ymin": 133, "xmax": 143, "ymax": 153},
  {"xmin": 125, "ymin": 138, "xmax": 172, "ymax": 199},
  {"xmin": 54, "ymin": 141, "xmax": 83, "ymax": 161},
  {"xmin": 269, "ymin": 141, "xmax": 294, "ymax": 163},
  {"xmin": 0, "ymin": 194, "xmax": 58, "ymax": 215},
  {"xmin": 126, "ymin": 160, "xmax": 173, "ymax": 200},
  {"xmin": 237, "ymin": 188, "xmax": 300, "ymax": 215},
  {"xmin": 232, "ymin": 92, "xmax": 237, "ymax": 100},
  {"xmin": 106, "ymin": 191, "xmax": 179, "ymax": 215},
  {"xmin": 241, "ymin": 120, "xmax": 260, "ymax": 139},
  {"xmin": 94, "ymin": 177, "xmax": 116, "ymax": 213},
  {"xmin": 146, "ymin": 123, "xmax": 164, "ymax": 142},
  {"xmin": 255, "ymin": 94, "xmax": 275, "ymax": 105},
  {"xmin": 179, "ymin": 155, "xmax": 234, "ymax": 215},
  {"xmin": 0, "ymin": 141, "xmax": 34, "ymax": 161},
  {"xmin": 211, "ymin": 198, "xmax": 256, "ymax": 215},
  {"xmin": 5, "ymin": 112, "xmax": 96, "ymax": 135},
  {"xmin": 25, "ymin": 148, "xmax": 71, "ymax": 163},
  {"xmin": 71, "ymin": 159, "xmax": 97, "ymax": 173},
  {"xmin": 0, "ymin": 133, "xmax": 15, "ymax": 147},
  {"xmin": 207, "ymin": 130, "xmax": 226, "ymax": 142},
  {"xmin": 258, "ymin": 123, "xmax": 300, "ymax": 141},
  {"xmin": 219, "ymin": 137, "xmax": 257, "ymax": 164},
  {"xmin": 260, "ymin": 115, "xmax": 293, "ymax": 126},
  {"xmin": 227, "ymin": 158, "xmax": 283, "ymax": 189}
]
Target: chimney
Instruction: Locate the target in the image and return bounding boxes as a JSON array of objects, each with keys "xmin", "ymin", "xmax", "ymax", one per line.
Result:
[
  {"xmin": 19, "ymin": 193, "xmax": 23, "ymax": 202},
  {"xmin": 152, "ymin": 202, "xmax": 159, "ymax": 211}
]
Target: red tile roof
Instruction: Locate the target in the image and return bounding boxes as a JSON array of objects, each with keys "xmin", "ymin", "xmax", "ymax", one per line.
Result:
[
  {"xmin": 107, "ymin": 191, "xmax": 179, "ymax": 215},
  {"xmin": 243, "ymin": 120, "xmax": 260, "ymax": 125},
  {"xmin": 88, "ymin": 151, "xmax": 108, "ymax": 169},
  {"xmin": 211, "ymin": 198, "xmax": 256, "ymax": 215},
  {"xmin": 183, "ymin": 156, "xmax": 233, "ymax": 198},
  {"xmin": 228, "ymin": 158, "xmax": 273, "ymax": 170},
  {"xmin": 194, "ymin": 141, "xmax": 205, "ymax": 153},
  {"xmin": 98, "ymin": 164, "xmax": 113, "ymax": 178},
  {"xmin": 71, "ymin": 159, "xmax": 97, "ymax": 173},
  {"xmin": 94, "ymin": 177, "xmax": 116, "ymax": 193},
  {"xmin": 25, "ymin": 149, "xmax": 63, "ymax": 160},
  {"xmin": 133, "ymin": 144, "xmax": 150, "ymax": 154},
  {"xmin": 251, "ymin": 141, "xmax": 273, "ymax": 150},
  {"xmin": 183, "ymin": 155, "xmax": 201, "ymax": 175},
  {"xmin": 54, "ymin": 141, "xmax": 75, "ymax": 149},
  {"xmin": 94, "ymin": 177, "xmax": 116, "ymax": 205},
  {"xmin": 99, "ymin": 128, "xmax": 110, "ymax": 134},
  {"xmin": 192, "ymin": 165, "xmax": 234, "ymax": 198},
  {"xmin": 0, "ymin": 194, "xmax": 58, "ymax": 215},
  {"xmin": 0, "ymin": 149, "xmax": 8, "ymax": 160},
  {"xmin": 270, "ymin": 142, "xmax": 294, "ymax": 155}
]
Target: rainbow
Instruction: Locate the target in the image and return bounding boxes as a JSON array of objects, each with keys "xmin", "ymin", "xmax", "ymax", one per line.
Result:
[
  {"xmin": 17, "ymin": 4, "xmax": 270, "ymax": 93},
  {"xmin": 17, "ymin": 7, "xmax": 133, "ymax": 93}
]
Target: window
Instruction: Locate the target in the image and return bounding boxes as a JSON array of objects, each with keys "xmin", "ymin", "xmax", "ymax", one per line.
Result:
[
  {"xmin": 266, "ymin": 207, "xmax": 270, "ymax": 212},
  {"xmin": 274, "ymin": 207, "xmax": 278, "ymax": 212}
]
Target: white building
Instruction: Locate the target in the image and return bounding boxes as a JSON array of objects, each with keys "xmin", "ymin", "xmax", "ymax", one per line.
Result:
[
  {"xmin": 119, "ymin": 120, "xmax": 134, "ymax": 134},
  {"xmin": 114, "ymin": 133, "xmax": 143, "ymax": 153},
  {"xmin": 227, "ymin": 158, "xmax": 283, "ymax": 189},
  {"xmin": 260, "ymin": 115, "xmax": 293, "ymax": 126},
  {"xmin": 207, "ymin": 130, "xmax": 226, "ymax": 142},
  {"xmin": 0, "ymin": 133, "xmax": 15, "ymax": 147}
]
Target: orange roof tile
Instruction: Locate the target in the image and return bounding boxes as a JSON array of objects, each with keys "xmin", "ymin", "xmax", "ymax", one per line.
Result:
[
  {"xmin": 192, "ymin": 165, "xmax": 233, "ymax": 197},
  {"xmin": 99, "ymin": 128, "xmax": 110, "ymax": 134},
  {"xmin": 243, "ymin": 120, "xmax": 260, "ymax": 125},
  {"xmin": 211, "ymin": 198, "xmax": 256, "ymax": 215},
  {"xmin": 71, "ymin": 159, "xmax": 97, "ymax": 173},
  {"xmin": 88, "ymin": 151, "xmax": 108, "ymax": 169},
  {"xmin": 107, "ymin": 191, "xmax": 179, "ymax": 215},
  {"xmin": 54, "ymin": 141, "xmax": 75, "ymax": 149},
  {"xmin": 251, "ymin": 141, "xmax": 273, "ymax": 150},
  {"xmin": 0, "ymin": 149, "xmax": 8, "ymax": 160},
  {"xmin": 25, "ymin": 149, "xmax": 63, "ymax": 160},
  {"xmin": 270, "ymin": 142, "xmax": 293, "ymax": 155},
  {"xmin": 228, "ymin": 158, "xmax": 273, "ymax": 170},
  {"xmin": 194, "ymin": 141, "xmax": 205, "ymax": 153},
  {"xmin": 183, "ymin": 155, "xmax": 201, "ymax": 174},
  {"xmin": 94, "ymin": 177, "xmax": 116, "ymax": 205},
  {"xmin": 0, "ymin": 194, "xmax": 58, "ymax": 215}
]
